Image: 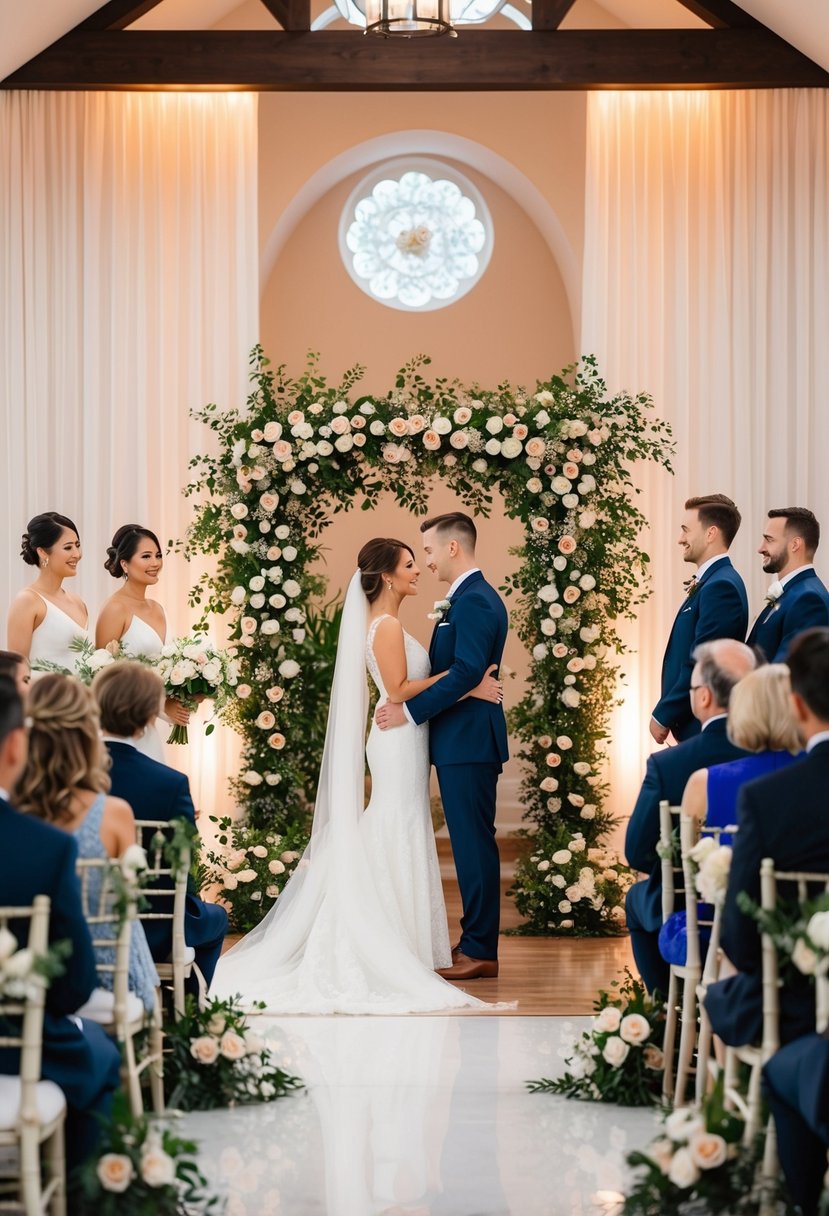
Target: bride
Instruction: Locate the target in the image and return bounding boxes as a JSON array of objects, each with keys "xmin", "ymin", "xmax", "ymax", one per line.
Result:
[
  {"xmin": 211, "ymin": 536, "xmax": 504, "ymax": 1014},
  {"xmin": 7, "ymin": 512, "xmax": 89, "ymax": 670}
]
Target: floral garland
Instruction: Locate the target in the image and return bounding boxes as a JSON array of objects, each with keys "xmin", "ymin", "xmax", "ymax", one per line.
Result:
[
  {"xmin": 527, "ymin": 971, "xmax": 665, "ymax": 1105},
  {"xmin": 201, "ymin": 815, "xmax": 307, "ymax": 934},
  {"xmin": 185, "ymin": 348, "xmax": 673, "ymax": 934}
]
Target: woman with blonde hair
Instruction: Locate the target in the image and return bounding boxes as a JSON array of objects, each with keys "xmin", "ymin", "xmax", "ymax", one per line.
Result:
[{"xmin": 13, "ymin": 674, "xmax": 158, "ymax": 1010}]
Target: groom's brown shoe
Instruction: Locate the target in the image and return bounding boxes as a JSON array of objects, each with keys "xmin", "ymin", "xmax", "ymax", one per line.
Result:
[
  {"xmin": 437, "ymin": 951, "xmax": 498, "ymax": 980},
  {"xmin": 451, "ymin": 942, "xmax": 462, "ymax": 962}
]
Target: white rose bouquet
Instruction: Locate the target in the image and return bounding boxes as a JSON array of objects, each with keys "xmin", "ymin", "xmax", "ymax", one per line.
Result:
[
  {"xmin": 528, "ymin": 970, "xmax": 666, "ymax": 1105},
  {"xmin": 153, "ymin": 634, "xmax": 241, "ymax": 744},
  {"xmin": 622, "ymin": 1075, "xmax": 775, "ymax": 1214},
  {"xmin": 70, "ymin": 1093, "xmax": 220, "ymax": 1214},
  {"xmin": 164, "ymin": 993, "xmax": 303, "ymax": 1111},
  {"xmin": 30, "ymin": 635, "xmax": 118, "ymax": 685}
]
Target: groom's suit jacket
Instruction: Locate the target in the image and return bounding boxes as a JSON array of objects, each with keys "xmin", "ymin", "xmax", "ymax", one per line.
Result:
[
  {"xmin": 746, "ymin": 567, "xmax": 829, "ymax": 661},
  {"xmin": 654, "ymin": 556, "xmax": 748, "ymax": 742},
  {"xmin": 406, "ymin": 570, "xmax": 509, "ymax": 768}
]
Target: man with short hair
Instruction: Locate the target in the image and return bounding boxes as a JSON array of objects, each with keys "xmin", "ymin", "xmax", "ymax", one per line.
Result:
[
  {"xmin": 651, "ymin": 494, "xmax": 748, "ymax": 744},
  {"xmin": 0, "ymin": 676, "xmax": 121, "ymax": 1169},
  {"xmin": 705, "ymin": 628, "xmax": 829, "ymax": 1047},
  {"xmin": 747, "ymin": 507, "xmax": 829, "ymax": 661},
  {"xmin": 375, "ymin": 511, "xmax": 509, "ymax": 980},
  {"xmin": 626, "ymin": 639, "xmax": 757, "ymax": 994}
]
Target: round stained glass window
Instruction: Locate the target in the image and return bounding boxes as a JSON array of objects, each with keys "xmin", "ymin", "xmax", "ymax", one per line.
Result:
[{"xmin": 339, "ymin": 158, "xmax": 494, "ymax": 312}]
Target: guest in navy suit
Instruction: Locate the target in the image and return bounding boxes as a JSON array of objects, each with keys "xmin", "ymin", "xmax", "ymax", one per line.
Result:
[
  {"xmin": 625, "ymin": 639, "xmax": 756, "ymax": 993},
  {"xmin": 92, "ymin": 662, "xmax": 228, "ymax": 992},
  {"xmin": 705, "ymin": 629, "xmax": 829, "ymax": 1048},
  {"xmin": 764, "ymin": 1032, "xmax": 829, "ymax": 1216},
  {"xmin": 652, "ymin": 494, "xmax": 748, "ymax": 745},
  {"xmin": 747, "ymin": 507, "xmax": 829, "ymax": 661},
  {"xmin": 0, "ymin": 676, "xmax": 121, "ymax": 1169},
  {"xmin": 376, "ymin": 513, "xmax": 509, "ymax": 980}
]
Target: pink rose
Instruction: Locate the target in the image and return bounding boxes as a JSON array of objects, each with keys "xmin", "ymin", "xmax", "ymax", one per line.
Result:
[
  {"xmin": 273, "ymin": 440, "xmax": 293, "ymax": 462},
  {"xmin": 545, "ymin": 752, "xmax": 561, "ymax": 768},
  {"xmin": 287, "ymin": 409, "xmax": 304, "ymax": 426},
  {"xmin": 330, "ymin": 415, "xmax": 350, "ymax": 435},
  {"xmin": 563, "ymin": 462, "xmax": 580, "ymax": 479},
  {"xmin": 268, "ymin": 732, "xmax": 286, "ymax": 750},
  {"xmin": 389, "ymin": 417, "xmax": 409, "ymax": 438},
  {"xmin": 563, "ymin": 586, "xmax": 581, "ymax": 603},
  {"xmin": 558, "ymin": 535, "xmax": 577, "ymax": 555},
  {"xmin": 531, "ymin": 517, "xmax": 550, "ymax": 533},
  {"xmin": 422, "ymin": 430, "xmax": 441, "ymax": 451},
  {"xmin": 525, "ymin": 436, "xmax": 545, "ymax": 458}
]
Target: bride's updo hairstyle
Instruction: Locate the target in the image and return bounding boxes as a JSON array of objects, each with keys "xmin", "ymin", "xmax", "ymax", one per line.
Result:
[
  {"xmin": 358, "ymin": 538, "xmax": 415, "ymax": 605},
  {"xmin": 13, "ymin": 674, "xmax": 110, "ymax": 825},
  {"xmin": 104, "ymin": 524, "xmax": 162, "ymax": 578},
  {"xmin": 20, "ymin": 512, "xmax": 79, "ymax": 566}
]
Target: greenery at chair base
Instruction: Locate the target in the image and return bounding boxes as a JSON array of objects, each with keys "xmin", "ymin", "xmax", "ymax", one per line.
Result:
[
  {"xmin": 70, "ymin": 1093, "xmax": 220, "ymax": 1214},
  {"xmin": 164, "ymin": 993, "xmax": 303, "ymax": 1110}
]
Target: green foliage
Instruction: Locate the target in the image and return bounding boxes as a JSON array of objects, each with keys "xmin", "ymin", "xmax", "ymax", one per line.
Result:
[
  {"xmin": 201, "ymin": 816, "xmax": 309, "ymax": 934},
  {"xmin": 528, "ymin": 970, "xmax": 665, "ymax": 1105},
  {"xmin": 164, "ymin": 993, "xmax": 303, "ymax": 1112},
  {"xmin": 184, "ymin": 347, "xmax": 673, "ymax": 934}
]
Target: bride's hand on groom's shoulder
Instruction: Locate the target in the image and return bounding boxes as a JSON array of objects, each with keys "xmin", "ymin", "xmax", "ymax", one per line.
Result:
[{"xmin": 376, "ymin": 699, "xmax": 406, "ymax": 731}]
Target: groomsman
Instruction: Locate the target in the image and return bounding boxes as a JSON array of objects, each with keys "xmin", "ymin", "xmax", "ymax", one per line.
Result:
[
  {"xmin": 651, "ymin": 494, "xmax": 748, "ymax": 744},
  {"xmin": 747, "ymin": 507, "xmax": 829, "ymax": 660}
]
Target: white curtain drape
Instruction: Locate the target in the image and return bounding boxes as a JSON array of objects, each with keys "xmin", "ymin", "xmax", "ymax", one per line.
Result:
[
  {"xmin": 581, "ymin": 89, "xmax": 829, "ymax": 826},
  {"xmin": 0, "ymin": 91, "xmax": 259, "ymax": 815}
]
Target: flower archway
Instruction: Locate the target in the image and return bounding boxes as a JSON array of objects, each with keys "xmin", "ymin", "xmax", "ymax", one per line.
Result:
[{"xmin": 187, "ymin": 348, "xmax": 673, "ymax": 935}]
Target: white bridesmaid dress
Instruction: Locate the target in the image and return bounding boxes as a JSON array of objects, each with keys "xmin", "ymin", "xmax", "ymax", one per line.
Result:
[
  {"xmin": 29, "ymin": 593, "xmax": 90, "ymax": 673},
  {"xmin": 120, "ymin": 615, "xmax": 167, "ymax": 762}
]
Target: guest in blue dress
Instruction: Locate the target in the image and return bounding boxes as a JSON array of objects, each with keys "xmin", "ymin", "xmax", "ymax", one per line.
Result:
[
  {"xmin": 13, "ymin": 674, "xmax": 159, "ymax": 1010},
  {"xmin": 658, "ymin": 664, "xmax": 804, "ymax": 967}
]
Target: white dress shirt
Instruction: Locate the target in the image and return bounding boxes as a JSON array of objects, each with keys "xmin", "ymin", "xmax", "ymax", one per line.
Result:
[
  {"xmin": 779, "ymin": 563, "xmax": 815, "ymax": 590},
  {"xmin": 693, "ymin": 553, "xmax": 729, "ymax": 583},
  {"xmin": 806, "ymin": 729, "xmax": 829, "ymax": 753}
]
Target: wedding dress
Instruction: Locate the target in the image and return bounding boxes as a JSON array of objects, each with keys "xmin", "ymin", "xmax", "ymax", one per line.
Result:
[
  {"xmin": 29, "ymin": 592, "xmax": 90, "ymax": 671},
  {"xmin": 211, "ymin": 571, "xmax": 487, "ymax": 1014},
  {"xmin": 120, "ymin": 614, "xmax": 166, "ymax": 761}
]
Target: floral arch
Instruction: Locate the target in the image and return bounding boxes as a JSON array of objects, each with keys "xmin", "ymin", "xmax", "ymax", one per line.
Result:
[{"xmin": 187, "ymin": 348, "xmax": 673, "ymax": 935}]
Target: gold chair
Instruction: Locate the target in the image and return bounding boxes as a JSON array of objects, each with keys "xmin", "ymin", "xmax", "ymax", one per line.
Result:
[
  {"xmin": 0, "ymin": 896, "xmax": 66, "ymax": 1216},
  {"xmin": 133, "ymin": 820, "xmax": 204, "ymax": 1020},
  {"xmin": 73, "ymin": 858, "xmax": 164, "ymax": 1118}
]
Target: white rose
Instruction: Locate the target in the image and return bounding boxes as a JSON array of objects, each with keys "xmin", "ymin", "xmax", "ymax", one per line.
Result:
[
  {"xmin": 250, "ymin": 593, "xmax": 265, "ymax": 609},
  {"xmin": 140, "ymin": 1147, "xmax": 176, "ymax": 1188},
  {"xmin": 561, "ymin": 688, "xmax": 581, "ymax": 708},
  {"xmin": 236, "ymin": 684, "xmax": 251, "ymax": 699},
  {"xmin": 594, "ymin": 1006, "xmax": 622, "ymax": 1034},
  {"xmin": 552, "ymin": 475, "xmax": 572, "ymax": 495},
  {"xmin": 290, "ymin": 480, "xmax": 307, "ymax": 495},
  {"xmin": 807, "ymin": 910, "xmax": 829, "ymax": 952},
  {"xmin": 283, "ymin": 580, "xmax": 301, "ymax": 598},
  {"xmin": 230, "ymin": 503, "xmax": 248, "ymax": 520},
  {"xmin": 275, "ymin": 525, "xmax": 290, "ymax": 540},
  {"xmin": 619, "ymin": 1013, "xmax": 651, "ymax": 1045},
  {"xmin": 243, "ymin": 770, "xmax": 263, "ymax": 786},
  {"xmin": 540, "ymin": 619, "xmax": 556, "ymax": 636},
  {"xmin": 601, "ymin": 1036, "xmax": 630, "ymax": 1068},
  {"xmin": 537, "ymin": 584, "xmax": 558, "ymax": 603},
  {"xmin": 556, "ymin": 735, "xmax": 573, "ymax": 750},
  {"xmin": 532, "ymin": 644, "xmax": 548, "ymax": 661},
  {"xmin": 263, "ymin": 421, "xmax": 282, "ymax": 442},
  {"xmin": 282, "ymin": 545, "xmax": 298, "ymax": 562},
  {"xmin": 261, "ymin": 620, "xmax": 280, "ymax": 636},
  {"xmin": 235, "ymin": 868, "xmax": 257, "ymax": 883},
  {"xmin": 667, "ymin": 1147, "xmax": 701, "ymax": 1190},
  {"xmin": 665, "ymin": 1108, "xmax": 706, "ymax": 1143},
  {"xmin": 501, "ymin": 437, "xmax": 522, "ymax": 459},
  {"xmin": 551, "ymin": 849, "xmax": 572, "ymax": 865},
  {"xmin": 97, "ymin": 1153, "xmax": 135, "ymax": 1193},
  {"xmin": 279, "ymin": 659, "xmax": 300, "ymax": 679},
  {"xmin": 792, "ymin": 937, "xmax": 820, "ymax": 975},
  {"xmin": 485, "ymin": 438, "xmax": 501, "ymax": 456},
  {"xmin": 552, "ymin": 875, "xmax": 567, "ymax": 889},
  {"xmin": 433, "ymin": 416, "xmax": 452, "ymax": 435},
  {"xmin": 268, "ymin": 858, "xmax": 286, "ymax": 875},
  {"xmin": 230, "ymin": 586, "xmax": 247, "ymax": 606},
  {"xmin": 485, "ymin": 416, "xmax": 503, "ymax": 435},
  {"xmin": 0, "ymin": 927, "xmax": 17, "ymax": 962},
  {"xmin": 220, "ymin": 1031, "xmax": 247, "ymax": 1061}
]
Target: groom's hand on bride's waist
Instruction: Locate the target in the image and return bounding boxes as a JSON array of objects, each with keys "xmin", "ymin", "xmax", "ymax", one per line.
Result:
[{"xmin": 375, "ymin": 700, "xmax": 406, "ymax": 731}]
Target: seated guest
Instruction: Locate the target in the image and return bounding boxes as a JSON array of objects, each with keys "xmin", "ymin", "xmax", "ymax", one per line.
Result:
[
  {"xmin": 92, "ymin": 661, "xmax": 228, "ymax": 991},
  {"xmin": 764, "ymin": 1033, "xmax": 829, "ymax": 1216},
  {"xmin": 747, "ymin": 507, "xmax": 829, "ymax": 661},
  {"xmin": 13, "ymin": 674, "xmax": 159, "ymax": 1012},
  {"xmin": 0, "ymin": 676, "xmax": 121, "ymax": 1170},
  {"xmin": 0, "ymin": 648, "xmax": 30, "ymax": 699},
  {"xmin": 625, "ymin": 639, "xmax": 757, "ymax": 994},
  {"xmin": 705, "ymin": 628, "xmax": 829, "ymax": 1047},
  {"xmin": 681, "ymin": 663, "xmax": 804, "ymax": 838}
]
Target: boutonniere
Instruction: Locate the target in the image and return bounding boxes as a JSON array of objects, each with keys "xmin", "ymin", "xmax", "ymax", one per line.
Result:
[
  {"xmin": 428, "ymin": 599, "xmax": 451, "ymax": 622},
  {"xmin": 764, "ymin": 580, "xmax": 784, "ymax": 608},
  {"xmin": 683, "ymin": 577, "xmax": 699, "ymax": 600}
]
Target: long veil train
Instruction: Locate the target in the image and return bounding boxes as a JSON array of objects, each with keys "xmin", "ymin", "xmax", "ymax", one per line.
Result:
[{"xmin": 211, "ymin": 571, "xmax": 489, "ymax": 1014}]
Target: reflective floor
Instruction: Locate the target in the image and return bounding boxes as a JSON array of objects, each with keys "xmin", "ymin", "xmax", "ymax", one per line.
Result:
[{"xmin": 179, "ymin": 1016, "xmax": 659, "ymax": 1216}]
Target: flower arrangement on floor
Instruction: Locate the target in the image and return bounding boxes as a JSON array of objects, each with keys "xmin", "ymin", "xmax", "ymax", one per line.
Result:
[
  {"xmin": 70, "ymin": 1094, "xmax": 220, "ymax": 1214},
  {"xmin": 510, "ymin": 832, "xmax": 634, "ymax": 936},
  {"xmin": 184, "ymin": 347, "xmax": 673, "ymax": 932},
  {"xmin": 200, "ymin": 815, "xmax": 308, "ymax": 934},
  {"xmin": 527, "ymin": 971, "xmax": 665, "ymax": 1105},
  {"xmin": 151, "ymin": 634, "xmax": 241, "ymax": 744},
  {"xmin": 621, "ymin": 1077, "xmax": 792, "ymax": 1215},
  {"xmin": 164, "ymin": 993, "xmax": 303, "ymax": 1110}
]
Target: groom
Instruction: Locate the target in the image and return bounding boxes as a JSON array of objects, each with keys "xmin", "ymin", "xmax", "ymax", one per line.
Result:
[{"xmin": 376, "ymin": 511, "xmax": 509, "ymax": 979}]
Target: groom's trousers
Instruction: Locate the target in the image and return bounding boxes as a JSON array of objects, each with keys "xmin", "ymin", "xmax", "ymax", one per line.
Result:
[{"xmin": 436, "ymin": 762, "xmax": 501, "ymax": 960}]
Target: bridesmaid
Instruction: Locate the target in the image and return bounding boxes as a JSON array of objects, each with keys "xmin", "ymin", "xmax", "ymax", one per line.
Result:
[
  {"xmin": 95, "ymin": 524, "xmax": 189, "ymax": 755},
  {"xmin": 7, "ymin": 512, "xmax": 89, "ymax": 670}
]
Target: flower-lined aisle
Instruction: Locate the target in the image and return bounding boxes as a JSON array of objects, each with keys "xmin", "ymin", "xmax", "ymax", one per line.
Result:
[{"xmin": 185, "ymin": 348, "xmax": 673, "ymax": 934}]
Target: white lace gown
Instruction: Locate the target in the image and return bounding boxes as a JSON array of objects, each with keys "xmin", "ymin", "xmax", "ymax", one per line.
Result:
[
  {"xmin": 120, "ymin": 615, "xmax": 166, "ymax": 761},
  {"xmin": 211, "ymin": 617, "xmax": 484, "ymax": 1014},
  {"xmin": 29, "ymin": 593, "xmax": 90, "ymax": 672}
]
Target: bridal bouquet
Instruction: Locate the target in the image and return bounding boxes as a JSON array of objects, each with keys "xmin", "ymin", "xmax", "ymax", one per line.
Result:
[
  {"xmin": 164, "ymin": 993, "xmax": 302, "ymax": 1111},
  {"xmin": 31, "ymin": 635, "xmax": 118, "ymax": 684},
  {"xmin": 154, "ymin": 635, "xmax": 241, "ymax": 744},
  {"xmin": 528, "ymin": 971, "xmax": 665, "ymax": 1105}
]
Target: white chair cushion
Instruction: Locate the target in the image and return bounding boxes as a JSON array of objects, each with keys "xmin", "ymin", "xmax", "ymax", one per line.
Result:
[
  {"xmin": 75, "ymin": 987, "xmax": 145, "ymax": 1025},
  {"xmin": 0, "ymin": 1077, "xmax": 66, "ymax": 1130},
  {"xmin": 157, "ymin": 945, "xmax": 195, "ymax": 969}
]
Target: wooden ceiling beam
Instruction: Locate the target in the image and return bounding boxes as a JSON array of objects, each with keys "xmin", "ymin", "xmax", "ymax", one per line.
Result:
[
  {"xmin": 258, "ymin": 0, "xmax": 312, "ymax": 32},
  {"xmin": 78, "ymin": 0, "xmax": 166, "ymax": 32},
  {"xmin": 672, "ymin": 0, "xmax": 758, "ymax": 29},
  {"xmin": 531, "ymin": 0, "xmax": 577, "ymax": 32},
  {"xmin": 3, "ymin": 28, "xmax": 827, "ymax": 91}
]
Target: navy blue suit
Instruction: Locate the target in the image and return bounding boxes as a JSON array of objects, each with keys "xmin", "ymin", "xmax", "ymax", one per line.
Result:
[
  {"xmin": 654, "ymin": 558, "xmax": 748, "ymax": 742},
  {"xmin": 764, "ymin": 1033, "xmax": 829, "ymax": 1216},
  {"xmin": 624, "ymin": 718, "xmax": 748, "ymax": 993},
  {"xmin": 406, "ymin": 571, "xmax": 509, "ymax": 960},
  {"xmin": 705, "ymin": 742, "xmax": 829, "ymax": 1047},
  {"xmin": 746, "ymin": 567, "xmax": 829, "ymax": 661},
  {"xmin": 105, "ymin": 742, "xmax": 228, "ymax": 989},
  {"xmin": 0, "ymin": 798, "xmax": 121, "ymax": 1168}
]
